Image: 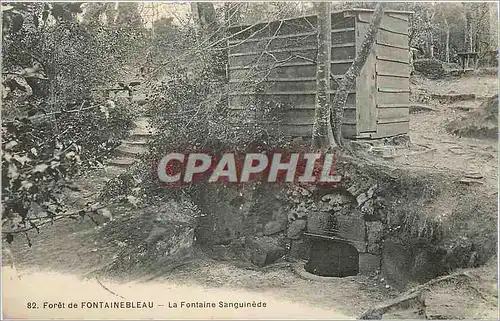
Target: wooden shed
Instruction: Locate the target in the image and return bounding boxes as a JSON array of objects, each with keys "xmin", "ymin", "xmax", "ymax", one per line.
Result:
[{"xmin": 227, "ymin": 9, "xmax": 412, "ymax": 139}]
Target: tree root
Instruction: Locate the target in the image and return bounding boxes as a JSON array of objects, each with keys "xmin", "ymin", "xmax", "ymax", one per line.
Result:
[{"xmin": 359, "ymin": 271, "xmax": 485, "ymax": 320}]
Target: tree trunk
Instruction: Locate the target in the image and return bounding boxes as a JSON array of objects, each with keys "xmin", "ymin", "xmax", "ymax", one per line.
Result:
[
  {"xmin": 330, "ymin": 2, "xmax": 387, "ymax": 150},
  {"xmin": 445, "ymin": 18, "xmax": 450, "ymax": 63},
  {"xmin": 312, "ymin": 2, "xmax": 333, "ymax": 149},
  {"xmin": 191, "ymin": 2, "xmax": 217, "ymax": 35}
]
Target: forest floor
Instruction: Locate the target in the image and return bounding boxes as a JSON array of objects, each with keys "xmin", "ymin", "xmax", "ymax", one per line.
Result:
[{"xmin": 2, "ymin": 73, "xmax": 498, "ymax": 319}]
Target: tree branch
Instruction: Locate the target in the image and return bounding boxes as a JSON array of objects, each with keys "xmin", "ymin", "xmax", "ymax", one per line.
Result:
[{"xmin": 330, "ymin": 3, "xmax": 387, "ymax": 151}]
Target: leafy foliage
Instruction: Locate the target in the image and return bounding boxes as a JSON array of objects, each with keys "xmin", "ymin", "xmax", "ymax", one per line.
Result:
[{"xmin": 1, "ymin": 2, "xmax": 140, "ymax": 242}]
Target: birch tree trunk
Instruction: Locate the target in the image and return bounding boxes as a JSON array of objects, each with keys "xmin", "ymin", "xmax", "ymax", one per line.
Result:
[
  {"xmin": 312, "ymin": 2, "xmax": 333, "ymax": 149},
  {"xmin": 445, "ymin": 18, "xmax": 450, "ymax": 63},
  {"xmin": 330, "ymin": 2, "xmax": 387, "ymax": 150}
]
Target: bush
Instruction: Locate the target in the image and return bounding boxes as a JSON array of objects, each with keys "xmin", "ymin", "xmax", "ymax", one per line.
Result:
[{"xmin": 413, "ymin": 58, "xmax": 446, "ymax": 79}]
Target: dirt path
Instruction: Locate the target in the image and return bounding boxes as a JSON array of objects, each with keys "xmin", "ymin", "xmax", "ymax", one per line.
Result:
[
  {"xmin": 2, "ymin": 267, "xmax": 353, "ymax": 320},
  {"xmin": 2, "ymin": 215, "xmax": 394, "ymax": 319},
  {"xmin": 374, "ymin": 75, "xmax": 498, "ymax": 194}
]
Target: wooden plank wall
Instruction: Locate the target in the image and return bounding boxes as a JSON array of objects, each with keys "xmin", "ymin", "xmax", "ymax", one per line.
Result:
[
  {"xmin": 228, "ymin": 16, "xmax": 317, "ymax": 137},
  {"xmin": 227, "ymin": 12, "xmax": 355, "ymax": 138},
  {"xmin": 357, "ymin": 11, "xmax": 411, "ymax": 139},
  {"xmin": 227, "ymin": 10, "xmax": 410, "ymax": 139}
]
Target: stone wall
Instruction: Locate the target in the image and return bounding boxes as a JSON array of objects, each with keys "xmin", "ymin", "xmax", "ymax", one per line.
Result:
[
  {"xmin": 192, "ymin": 175, "xmax": 384, "ymax": 275},
  {"xmin": 191, "ymin": 158, "xmax": 497, "ymax": 290}
]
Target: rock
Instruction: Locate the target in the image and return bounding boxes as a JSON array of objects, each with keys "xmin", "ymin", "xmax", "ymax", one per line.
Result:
[
  {"xmin": 307, "ymin": 211, "xmax": 331, "ymax": 233},
  {"xmin": 366, "ymin": 221, "xmax": 384, "ymax": 254},
  {"xmin": 356, "ymin": 185, "xmax": 377, "ymax": 207},
  {"xmin": 347, "ymin": 183, "xmax": 363, "ymax": 196},
  {"xmin": 288, "ymin": 203, "xmax": 308, "ymax": 222},
  {"xmin": 287, "ymin": 219, "xmax": 307, "ymax": 239},
  {"xmin": 361, "ymin": 199, "xmax": 375, "ymax": 217},
  {"xmin": 359, "ymin": 253, "xmax": 381, "ymax": 275},
  {"xmin": 263, "ymin": 220, "xmax": 286, "ymax": 236},
  {"xmin": 366, "ymin": 184, "xmax": 378, "ymax": 199},
  {"xmin": 356, "ymin": 192, "xmax": 370, "ymax": 206},
  {"xmin": 321, "ymin": 193, "xmax": 351, "ymax": 204},
  {"xmin": 244, "ymin": 236, "xmax": 285, "ymax": 267},
  {"xmin": 289, "ymin": 239, "xmax": 311, "ymax": 260},
  {"xmin": 145, "ymin": 226, "xmax": 169, "ymax": 244},
  {"xmin": 272, "ymin": 206, "xmax": 287, "ymax": 223}
]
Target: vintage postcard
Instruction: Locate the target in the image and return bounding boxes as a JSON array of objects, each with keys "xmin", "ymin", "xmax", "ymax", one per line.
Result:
[{"xmin": 1, "ymin": 1, "xmax": 498, "ymax": 319}]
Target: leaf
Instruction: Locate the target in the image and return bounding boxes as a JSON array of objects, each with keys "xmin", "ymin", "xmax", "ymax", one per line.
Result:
[
  {"xmin": 99, "ymin": 208, "xmax": 113, "ymax": 220},
  {"xmin": 5, "ymin": 140, "xmax": 18, "ymax": 150},
  {"xmin": 5, "ymin": 75, "xmax": 32, "ymax": 95},
  {"xmin": 21, "ymin": 180, "xmax": 33, "ymax": 190},
  {"xmin": 65, "ymin": 183, "xmax": 81, "ymax": 192},
  {"xmin": 126, "ymin": 195, "xmax": 139, "ymax": 207},
  {"xmin": 42, "ymin": 10, "xmax": 49, "ymax": 22},
  {"xmin": 13, "ymin": 154, "xmax": 30, "ymax": 165},
  {"xmin": 33, "ymin": 12, "xmax": 39, "ymax": 27},
  {"xmin": 99, "ymin": 105, "xmax": 109, "ymax": 119},
  {"xmin": 5, "ymin": 233, "xmax": 14, "ymax": 244},
  {"xmin": 33, "ymin": 163, "xmax": 48, "ymax": 173},
  {"xmin": 8, "ymin": 163, "xmax": 19, "ymax": 180},
  {"xmin": 2, "ymin": 5, "xmax": 14, "ymax": 11},
  {"xmin": 11, "ymin": 13, "xmax": 24, "ymax": 33},
  {"xmin": 3, "ymin": 152, "xmax": 12, "ymax": 162},
  {"xmin": 65, "ymin": 151, "xmax": 76, "ymax": 159}
]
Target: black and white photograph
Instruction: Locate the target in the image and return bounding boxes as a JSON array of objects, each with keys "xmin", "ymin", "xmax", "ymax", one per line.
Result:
[{"xmin": 1, "ymin": 1, "xmax": 499, "ymax": 319}]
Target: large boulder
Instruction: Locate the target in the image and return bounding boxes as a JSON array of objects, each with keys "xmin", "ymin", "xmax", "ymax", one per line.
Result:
[
  {"xmin": 94, "ymin": 201, "xmax": 198, "ymax": 277},
  {"xmin": 244, "ymin": 236, "xmax": 285, "ymax": 267}
]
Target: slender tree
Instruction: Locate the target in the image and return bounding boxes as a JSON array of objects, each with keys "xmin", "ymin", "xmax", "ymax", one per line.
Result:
[
  {"xmin": 312, "ymin": 2, "xmax": 333, "ymax": 150},
  {"xmin": 330, "ymin": 2, "xmax": 387, "ymax": 151}
]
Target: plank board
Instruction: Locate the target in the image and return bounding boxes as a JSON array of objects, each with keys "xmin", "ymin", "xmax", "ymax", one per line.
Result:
[
  {"xmin": 229, "ymin": 64, "xmax": 317, "ymax": 80},
  {"xmin": 356, "ymin": 19, "xmax": 377, "ymax": 133},
  {"xmin": 228, "ymin": 16, "xmax": 317, "ymax": 42},
  {"xmin": 376, "ymin": 91, "xmax": 410, "ymax": 105},
  {"xmin": 376, "ymin": 75, "xmax": 410, "ymax": 90},
  {"xmin": 341, "ymin": 124, "xmax": 357, "ymax": 138},
  {"xmin": 330, "ymin": 12, "xmax": 356, "ymax": 29},
  {"xmin": 281, "ymin": 109, "xmax": 315, "ymax": 125},
  {"xmin": 376, "ymin": 29, "xmax": 409, "ymax": 49},
  {"xmin": 387, "ymin": 12, "xmax": 410, "ymax": 22},
  {"xmin": 373, "ymin": 121, "xmax": 409, "ymax": 138},
  {"xmin": 377, "ymin": 107, "xmax": 409, "ymax": 121},
  {"xmin": 229, "ymin": 93, "xmax": 317, "ymax": 110},
  {"xmin": 229, "ymin": 34, "xmax": 317, "ymax": 54},
  {"xmin": 229, "ymin": 80, "xmax": 317, "ymax": 93},
  {"xmin": 342, "ymin": 108, "xmax": 357, "ymax": 124},
  {"xmin": 376, "ymin": 45, "xmax": 409, "ymax": 63},
  {"xmin": 280, "ymin": 124, "xmax": 313, "ymax": 137},
  {"xmin": 331, "ymin": 62, "xmax": 353, "ymax": 75},
  {"xmin": 331, "ymin": 30, "xmax": 356, "ymax": 45},
  {"xmin": 376, "ymin": 60, "xmax": 410, "ymax": 77},
  {"xmin": 229, "ymin": 48, "xmax": 317, "ymax": 67},
  {"xmin": 331, "ymin": 46, "xmax": 356, "ymax": 60},
  {"xmin": 330, "ymin": 92, "xmax": 356, "ymax": 107},
  {"xmin": 358, "ymin": 12, "xmax": 408, "ymax": 35}
]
